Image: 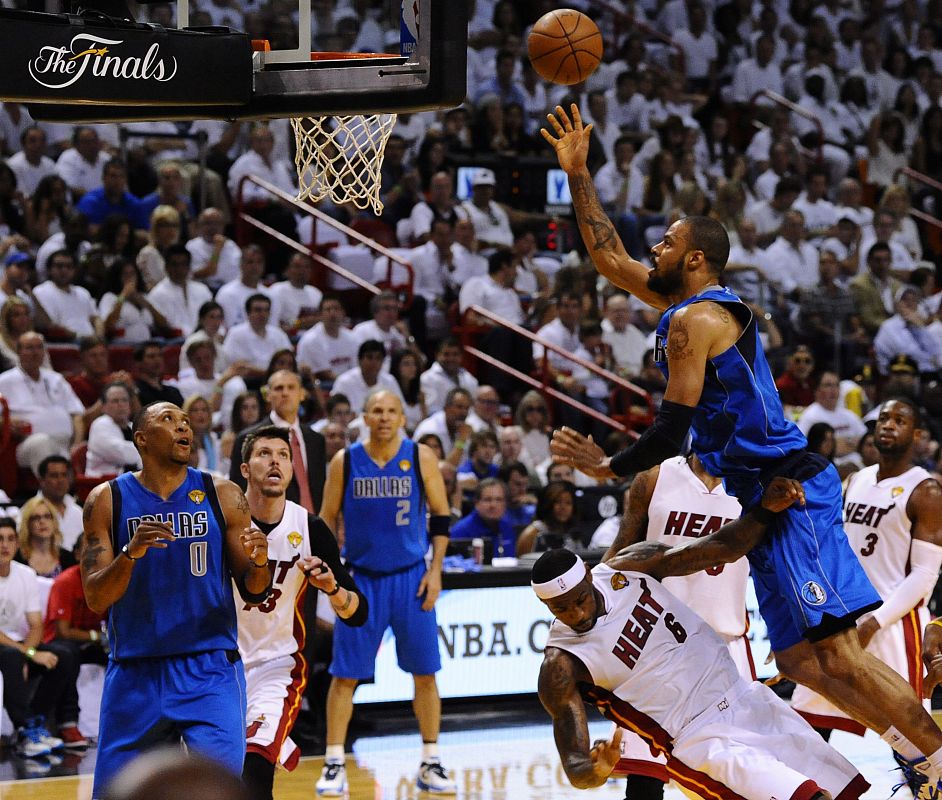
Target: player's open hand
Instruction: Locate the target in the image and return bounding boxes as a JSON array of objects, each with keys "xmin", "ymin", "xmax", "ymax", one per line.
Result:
[
  {"xmin": 417, "ymin": 566, "xmax": 442, "ymax": 611},
  {"xmin": 760, "ymin": 478, "xmax": 805, "ymax": 514},
  {"xmin": 550, "ymin": 428, "xmax": 616, "ymax": 480},
  {"xmin": 127, "ymin": 519, "xmax": 176, "ymax": 559},
  {"xmin": 589, "ymin": 728, "xmax": 623, "ymax": 779},
  {"xmin": 299, "ymin": 556, "xmax": 337, "ymax": 593},
  {"xmin": 241, "ymin": 527, "xmax": 269, "ymax": 567},
  {"xmin": 923, "ymin": 622, "xmax": 942, "ymax": 697},
  {"xmin": 541, "ymin": 104, "xmax": 593, "ymax": 176}
]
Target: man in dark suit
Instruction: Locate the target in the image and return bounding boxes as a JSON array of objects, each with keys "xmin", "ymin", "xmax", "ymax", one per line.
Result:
[{"xmin": 229, "ymin": 369, "xmax": 325, "ymax": 513}]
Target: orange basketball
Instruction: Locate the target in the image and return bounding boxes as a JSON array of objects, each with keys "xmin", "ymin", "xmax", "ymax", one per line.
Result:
[{"xmin": 527, "ymin": 8, "xmax": 603, "ymax": 86}]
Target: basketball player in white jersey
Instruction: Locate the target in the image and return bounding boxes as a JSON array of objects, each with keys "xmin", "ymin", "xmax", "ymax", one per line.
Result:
[
  {"xmin": 790, "ymin": 398, "xmax": 942, "ymax": 786},
  {"xmin": 237, "ymin": 425, "xmax": 367, "ymax": 800},
  {"xmin": 607, "ymin": 454, "xmax": 751, "ymax": 798},
  {"xmin": 533, "ymin": 538, "xmax": 869, "ymax": 799}
]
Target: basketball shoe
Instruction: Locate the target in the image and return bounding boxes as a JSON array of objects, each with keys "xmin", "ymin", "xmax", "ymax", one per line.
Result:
[
  {"xmin": 417, "ymin": 760, "xmax": 457, "ymax": 794},
  {"xmin": 15, "ymin": 718, "xmax": 56, "ymax": 758},
  {"xmin": 58, "ymin": 723, "xmax": 89, "ymax": 750},
  {"xmin": 892, "ymin": 752, "xmax": 940, "ymax": 800},
  {"xmin": 315, "ymin": 761, "xmax": 347, "ymax": 797}
]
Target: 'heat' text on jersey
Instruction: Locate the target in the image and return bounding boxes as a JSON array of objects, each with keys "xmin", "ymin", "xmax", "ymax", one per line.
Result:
[
  {"xmin": 844, "ymin": 501, "xmax": 893, "ymax": 528},
  {"xmin": 661, "ymin": 510, "xmax": 737, "ymax": 538},
  {"xmin": 612, "ymin": 578, "xmax": 665, "ymax": 670},
  {"xmin": 127, "ymin": 511, "xmax": 209, "ymax": 539},
  {"xmin": 352, "ymin": 476, "xmax": 413, "ymax": 499}
]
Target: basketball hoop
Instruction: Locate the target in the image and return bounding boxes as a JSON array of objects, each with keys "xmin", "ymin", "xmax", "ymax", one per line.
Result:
[{"xmin": 291, "ymin": 111, "xmax": 396, "ymax": 216}]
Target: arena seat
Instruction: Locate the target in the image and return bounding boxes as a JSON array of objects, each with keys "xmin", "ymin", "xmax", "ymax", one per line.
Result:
[
  {"xmin": 71, "ymin": 443, "xmax": 115, "ymax": 502},
  {"xmin": 47, "ymin": 345, "xmax": 82, "ymax": 377}
]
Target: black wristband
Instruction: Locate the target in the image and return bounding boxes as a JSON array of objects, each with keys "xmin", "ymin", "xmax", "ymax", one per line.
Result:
[
  {"xmin": 610, "ymin": 399, "xmax": 696, "ymax": 477},
  {"xmin": 121, "ymin": 543, "xmax": 139, "ymax": 561},
  {"xmin": 325, "ymin": 583, "xmax": 342, "ymax": 596},
  {"xmin": 751, "ymin": 506, "xmax": 775, "ymax": 525},
  {"xmin": 430, "ymin": 515, "xmax": 450, "ymax": 538}
]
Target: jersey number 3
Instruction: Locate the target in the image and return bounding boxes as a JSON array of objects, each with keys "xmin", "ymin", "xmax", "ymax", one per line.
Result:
[{"xmin": 860, "ymin": 532, "xmax": 878, "ymax": 557}]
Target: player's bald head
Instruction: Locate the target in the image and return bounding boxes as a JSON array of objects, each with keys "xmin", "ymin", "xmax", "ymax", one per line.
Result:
[
  {"xmin": 364, "ymin": 389, "xmax": 403, "ymax": 413},
  {"xmin": 132, "ymin": 402, "xmax": 180, "ymax": 436},
  {"xmin": 103, "ymin": 748, "xmax": 250, "ymax": 800}
]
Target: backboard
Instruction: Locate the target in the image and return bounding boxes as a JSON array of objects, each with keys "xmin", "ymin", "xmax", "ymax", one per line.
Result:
[{"xmin": 0, "ymin": 0, "xmax": 466, "ymax": 123}]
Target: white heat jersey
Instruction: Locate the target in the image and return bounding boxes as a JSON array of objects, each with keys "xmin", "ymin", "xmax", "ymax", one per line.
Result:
[
  {"xmin": 236, "ymin": 501, "xmax": 312, "ymax": 669},
  {"xmin": 792, "ymin": 464, "xmax": 933, "ymax": 730},
  {"xmin": 843, "ymin": 464, "xmax": 932, "ymax": 597},
  {"xmin": 546, "ymin": 563, "xmax": 742, "ymax": 738},
  {"xmin": 647, "ymin": 457, "xmax": 748, "ymax": 637}
]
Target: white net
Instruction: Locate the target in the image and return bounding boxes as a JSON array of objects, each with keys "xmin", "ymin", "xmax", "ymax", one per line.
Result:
[{"xmin": 291, "ymin": 113, "xmax": 397, "ymax": 216}]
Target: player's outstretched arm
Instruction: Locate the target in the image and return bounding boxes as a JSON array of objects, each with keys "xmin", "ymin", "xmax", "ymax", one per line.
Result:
[
  {"xmin": 609, "ymin": 478, "xmax": 805, "ymax": 579},
  {"xmin": 541, "ymin": 104, "xmax": 668, "ymax": 312},
  {"xmin": 538, "ymin": 647, "xmax": 619, "ymax": 789},
  {"xmin": 602, "ymin": 466, "xmax": 658, "ymax": 561},
  {"xmin": 81, "ymin": 481, "xmax": 176, "ymax": 613},
  {"xmin": 216, "ymin": 478, "xmax": 272, "ymax": 605}
]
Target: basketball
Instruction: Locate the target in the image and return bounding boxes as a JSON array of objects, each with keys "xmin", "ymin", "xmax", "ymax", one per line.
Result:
[{"xmin": 527, "ymin": 9, "xmax": 603, "ymax": 86}]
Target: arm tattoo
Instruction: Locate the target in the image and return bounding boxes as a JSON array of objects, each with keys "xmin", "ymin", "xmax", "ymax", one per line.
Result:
[
  {"xmin": 570, "ymin": 173, "xmax": 618, "ymax": 253},
  {"xmin": 82, "ymin": 535, "xmax": 105, "ymax": 572},
  {"xmin": 666, "ymin": 319, "xmax": 694, "ymax": 362},
  {"xmin": 236, "ymin": 490, "xmax": 249, "ymax": 516},
  {"xmin": 82, "ymin": 493, "xmax": 97, "ymax": 525},
  {"xmin": 710, "ymin": 302, "xmax": 731, "ymax": 324}
]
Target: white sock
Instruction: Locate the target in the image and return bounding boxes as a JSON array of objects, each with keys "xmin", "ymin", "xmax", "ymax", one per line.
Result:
[
  {"xmin": 927, "ymin": 745, "xmax": 942, "ymax": 777},
  {"xmin": 325, "ymin": 744, "xmax": 345, "ymax": 764},
  {"xmin": 422, "ymin": 742, "xmax": 440, "ymax": 763},
  {"xmin": 881, "ymin": 727, "xmax": 923, "ymax": 761}
]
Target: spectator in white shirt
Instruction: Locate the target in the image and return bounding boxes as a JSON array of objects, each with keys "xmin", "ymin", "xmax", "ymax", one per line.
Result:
[
  {"xmin": 54, "ymin": 126, "xmax": 109, "ymax": 201},
  {"xmin": 459, "ymin": 168, "xmax": 514, "ymax": 251},
  {"xmin": 725, "ymin": 218, "xmax": 772, "ymax": 306},
  {"xmin": 601, "ymin": 293, "xmax": 647, "ymax": 379},
  {"xmin": 216, "ymin": 244, "xmax": 272, "ymax": 328},
  {"xmin": 412, "ymin": 386, "xmax": 473, "ymax": 465},
  {"xmin": 267, "ymin": 252, "xmax": 322, "ymax": 333},
  {"xmin": 146, "ymin": 244, "xmax": 213, "ymax": 337},
  {"xmin": 874, "ymin": 286, "xmax": 942, "ymax": 374},
  {"xmin": 746, "ymin": 175, "xmax": 803, "ymax": 246},
  {"xmin": 352, "ymin": 291, "xmax": 409, "ymax": 360},
  {"xmin": 221, "ymin": 293, "xmax": 292, "ymax": 380},
  {"xmin": 0, "ymin": 333, "xmax": 84, "ymax": 475},
  {"xmin": 32, "ymin": 250, "xmax": 102, "ymax": 340},
  {"xmin": 467, "ymin": 385, "xmax": 502, "ymax": 433},
  {"xmin": 450, "ymin": 218, "xmax": 489, "ymax": 291},
  {"xmin": 859, "ymin": 209, "xmax": 916, "ymax": 276},
  {"xmin": 420, "ymin": 337, "xmax": 479, "ymax": 415},
  {"xmin": 186, "ymin": 207, "xmax": 242, "ymax": 291},
  {"xmin": 792, "ymin": 168, "xmax": 839, "ymax": 241},
  {"xmin": 763, "ymin": 210, "xmax": 821, "ymax": 295},
  {"xmin": 170, "ymin": 339, "xmax": 247, "ymax": 419},
  {"xmin": 35, "ymin": 455, "xmax": 83, "ymax": 552},
  {"xmin": 85, "ymin": 382, "xmax": 142, "ymax": 478},
  {"xmin": 405, "ymin": 218, "xmax": 454, "ymax": 348},
  {"xmin": 594, "ymin": 136, "xmax": 645, "ymax": 256},
  {"xmin": 673, "ymin": 3, "xmax": 718, "ymax": 93},
  {"xmin": 6, "ymin": 127, "xmax": 57, "ymax": 200},
  {"xmin": 297, "ymin": 296, "xmax": 359, "ymax": 383},
  {"xmin": 729, "ymin": 34, "xmax": 783, "ymax": 105},
  {"xmin": 331, "ymin": 339, "xmax": 403, "ymax": 414},
  {"xmin": 408, "ymin": 171, "xmax": 459, "ymax": 244},
  {"xmin": 797, "ymin": 371, "xmax": 868, "ymax": 456}
]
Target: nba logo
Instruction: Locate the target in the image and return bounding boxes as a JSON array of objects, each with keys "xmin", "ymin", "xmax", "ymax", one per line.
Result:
[{"xmin": 400, "ymin": 0, "xmax": 419, "ymax": 57}]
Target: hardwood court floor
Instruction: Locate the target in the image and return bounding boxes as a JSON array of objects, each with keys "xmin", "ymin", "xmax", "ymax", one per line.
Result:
[{"xmin": 0, "ymin": 719, "xmax": 906, "ymax": 800}]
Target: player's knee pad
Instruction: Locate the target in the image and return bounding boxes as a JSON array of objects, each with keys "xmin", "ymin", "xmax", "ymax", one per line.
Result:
[{"xmin": 242, "ymin": 751, "xmax": 275, "ymax": 800}]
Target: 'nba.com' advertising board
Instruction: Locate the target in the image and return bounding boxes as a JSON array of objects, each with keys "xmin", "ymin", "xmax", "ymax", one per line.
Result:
[{"xmin": 353, "ymin": 582, "xmax": 775, "ymax": 704}]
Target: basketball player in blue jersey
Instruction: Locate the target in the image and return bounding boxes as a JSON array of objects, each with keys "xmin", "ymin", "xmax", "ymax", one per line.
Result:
[
  {"xmin": 542, "ymin": 104, "xmax": 942, "ymax": 791},
  {"xmin": 316, "ymin": 389, "xmax": 456, "ymax": 796},
  {"xmin": 80, "ymin": 401, "xmax": 274, "ymax": 798}
]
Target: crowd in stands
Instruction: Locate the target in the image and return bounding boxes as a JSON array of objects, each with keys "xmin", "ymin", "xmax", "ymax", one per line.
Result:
[{"xmin": 5, "ymin": 0, "xmax": 942, "ymax": 764}]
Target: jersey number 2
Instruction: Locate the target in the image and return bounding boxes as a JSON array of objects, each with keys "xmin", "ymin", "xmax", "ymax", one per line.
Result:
[{"xmin": 396, "ymin": 499, "xmax": 410, "ymax": 526}]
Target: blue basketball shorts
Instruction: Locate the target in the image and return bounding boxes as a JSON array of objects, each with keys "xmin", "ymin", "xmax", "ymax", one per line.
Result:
[
  {"xmin": 747, "ymin": 463, "xmax": 882, "ymax": 652},
  {"xmin": 330, "ymin": 560, "xmax": 441, "ymax": 679},
  {"xmin": 93, "ymin": 650, "xmax": 246, "ymax": 798}
]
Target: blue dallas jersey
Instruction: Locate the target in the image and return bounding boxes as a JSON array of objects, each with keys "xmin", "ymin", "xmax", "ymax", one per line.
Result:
[
  {"xmin": 107, "ymin": 468, "xmax": 238, "ymax": 659},
  {"xmin": 342, "ymin": 439, "xmax": 428, "ymax": 573},
  {"xmin": 654, "ymin": 286, "xmax": 807, "ymax": 506}
]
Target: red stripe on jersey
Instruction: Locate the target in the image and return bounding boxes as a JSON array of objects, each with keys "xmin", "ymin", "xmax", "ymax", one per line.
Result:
[
  {"xmin": 251, "ymin": 582, "xmax": 310, "ymax": 768},
  {"xmin": 612, "ymin": 758, "xmax": 669, "ymax": 781},
  {"xmin": 833, "ymin": 773, "xmax": 871, "ymax": 800},
  {"xmin": 789, "ymin": 779, "xmax": 822, "ymax": 800},
  {"xmin": 581, "ymin": 684, "xmax": 673, "ymax": 756},
  {"xmin": 903, "ymin": 608, "xmax": 923, "ymax": 699},
  {"xmin": 741, "ymin": 633, "xmax": 757, "ymax": 681},
  {"xmin": 794, "ymin": 710, "xmax": 866, "ymax": 737},
  {"xmin": 665, "ymin": 756, "xmax": 748, "ymax": 800}
]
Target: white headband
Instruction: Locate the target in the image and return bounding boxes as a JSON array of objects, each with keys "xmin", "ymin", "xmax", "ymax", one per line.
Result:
[{"xmin": 531, "ymin": 555, "xmax": 587, "ymax": 600}]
